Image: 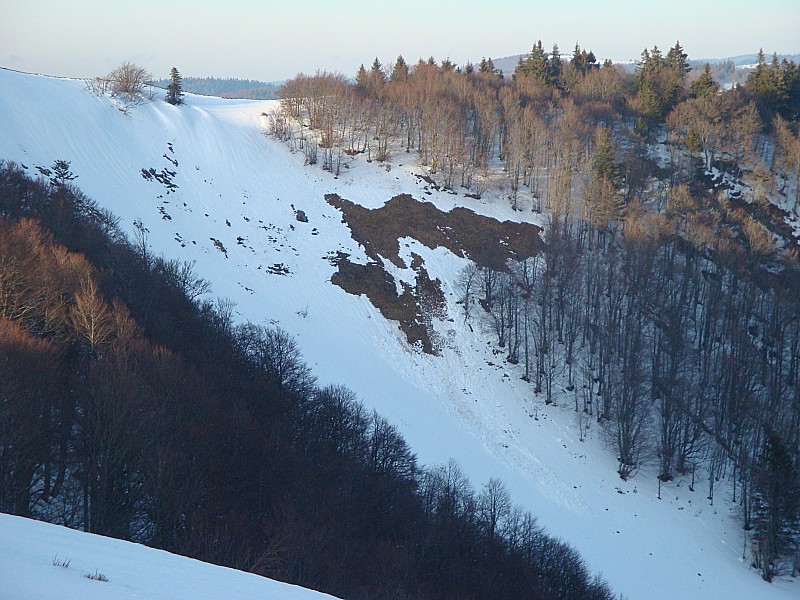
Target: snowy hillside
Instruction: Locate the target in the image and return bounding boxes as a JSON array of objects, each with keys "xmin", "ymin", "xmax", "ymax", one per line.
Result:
[
  {"xmin": 0, "ymin": 67, "xmax": 797, "ymax": 599},
  {"xmin": 0, "ymin": 513, "xmax": 338, "ymax": 599}
]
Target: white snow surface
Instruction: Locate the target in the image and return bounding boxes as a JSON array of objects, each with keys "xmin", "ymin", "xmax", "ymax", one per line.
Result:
[
  {"xmin": 0, "ymin": 512, "xmax": 338, "ymax": 599},
  {"xmin": 0, "ymin": 68, "xmax": 798, "ymax": 600}
]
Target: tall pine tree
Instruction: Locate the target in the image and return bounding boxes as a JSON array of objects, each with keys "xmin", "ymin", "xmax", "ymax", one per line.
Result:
[
  {"xmin": 166, "ymin": 67, "xmax": 184, "ymax": 105},
  {"xmin": 390, "ymin": 55, "xmax": 409, "ymax": 82},
  {"xmin": 690, "ymin": 64, "xmax": 719, "ymax": 99},
  {"xmin": 593, "ymin": 126, "xmax": 621, "ymax": 184},
  {"xmin": 515, "ymin": 40, "xmax": 550, "ymax": 84}
]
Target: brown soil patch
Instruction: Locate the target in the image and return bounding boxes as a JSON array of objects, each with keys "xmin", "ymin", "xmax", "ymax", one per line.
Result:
[
  {"xmin": 331, "ymin": 252, "xmax": 443, "ymax": 354},
  {"xmin": 326, "ymin": 194, "xmax": 542, "ymax": 270},
  {"xmin": 326, "ymin": 194, "xmax": 541, "ymax": 354}
]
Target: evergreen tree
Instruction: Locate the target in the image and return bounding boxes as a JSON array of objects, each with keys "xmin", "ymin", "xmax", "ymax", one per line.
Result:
[
  {"xmin": 593, "ymin": 126, "xmax": 621, "ymax": 184},
  {"xmin": 586, "ymin": 50, "xmax": 597, "ymax": 70},
  {"xmin": 355, "ymin": 64, "xmax": 369, "ymax": 92},
  {"xmin": 479, "ymin": 57, "xmax": 497, "ymax": 75},
  {"xmin": 746, "ymin": 50, "xmax": 799, "ymax": 123},
  {"xmin": 572, "ymin": 44, "xmax": 598, "ymax": 76},
  {"xmin": 648, "ymin": 46, "xmax": 663, "ymax": 68},
  {"xmin": 690, "ymin": 64, "xmax": 720, "ymax": 99},
  {"xmin": 548, "ymin": 43, "xmax": 562, "ymax": 85},
  {"xmin": 635, "ymin": 79, "xmax": 663, "ymax": 123},
  {"xmin": 770, "ymin": 54, "xmax": 790, "ymax": 114},
  {"xmin": 666, "ymin": 41, "xmax": 690, "ymax": 75},
  {"xmin": 50, "ymin": 159, "xmax": 77, "ymax": 187},
  {"xmin": 390, "ymin": 55, "xmax": 409, "ymax": 82},
  {"xmin": 747, "ymin": 51, "xmax": 772, "ymax": 110},
  {"xmin": 165, "ymin": 67, "xmax": 184, "ymax": 105},
  {"xmin": 634, "ymin": 44, "xmax": 689, "ymax": 123},
  {"xmin": 784, "ymin": 59, "xmax": 800, "ymax": 122},
  {"xmin": 370, "ymin": 58, "xmax": 386, "ymax": 82},
  {"xmin": 572, "ymin": 42, "xmax": 583, "ymax": 71},
  {"xmin": 368, "ymin": 58, "xmax": 386, "ymax": 94},
  {"xmin": 515, "ymin": 40, "xmax": 550, "ymax": 84}
]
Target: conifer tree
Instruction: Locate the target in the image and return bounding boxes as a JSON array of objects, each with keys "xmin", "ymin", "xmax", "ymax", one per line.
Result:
[
  {"xmin": 549, "ymin": 43, "xmax": 562, "ymax": 85},
  {"xmin": 515, "ymin": 40, "xmax": 550, "ymax": 84},
  {"xmin": 370, "ymin": 58, "xmax": 386, "ymax": 83},
  {"xmin": 593, "ymin": 126, "xmax": 621, "ymax": 184},
  {"xmin": 690, "ymin": 64, "xmax": 719, "ymax": 99},
  {"xmin": 634, "ymin": 44, "xmax": 689, "ymax": 124},
  {"xmin": 355, "ymin": 63, "xmax": 369, "ymax": 91},
  {"xmin": 666, "ymin": 41, "xmax": 690, "ymax": 75},
  {"xmin": 390, "ymin": 55, "xmax": 409, "ymax": 82},
  {"xmin": 365, "ymin": 58, "xmax": 386, "ymax": 95},
  {"xmin": 746, "ymin": 50, "xmax": 797, "ymax": 122},
  {"xmin": 571, "ymin": 43, "xmax": 597, "ymax": 75},
  {"xmin": 769, "ymin": 54, "xmax": 790, "ymax": 114},
  {"xmin": 572, "ymin": 42, "xmax": 583, "ymax": 71},
  {"xmin": 479, "ymin": 57, "xmax": 496, "ymax": 74},
  {"xmin": 50, "ymin": 159, "xmax": 77, "ymax": 187},
  {"xmin": 166, "ymin": 67, "xmax": 184, "ymax": 105},
  {"xmin": 586, "ymin": 50, "xmax": 597, "ymax": 71}
]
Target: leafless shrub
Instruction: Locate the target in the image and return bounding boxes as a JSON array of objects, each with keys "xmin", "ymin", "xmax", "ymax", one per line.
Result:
[{"xmin": 106, "ymin": 62, "xmax": 152, "ymax": 98}]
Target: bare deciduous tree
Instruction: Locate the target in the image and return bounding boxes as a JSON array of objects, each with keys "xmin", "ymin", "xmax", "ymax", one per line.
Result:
[{"xmin": 106, "ymin": 62, "xmax": 152, "ymax": 98}]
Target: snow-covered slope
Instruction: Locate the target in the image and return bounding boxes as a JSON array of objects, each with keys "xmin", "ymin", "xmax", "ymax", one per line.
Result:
[
  {"xmin": 0, "ymin": 513, "xmax": 337, "ymax": 599},
  {"xmin": 0, "ymin": 68, "xmax": 797, "ymax": 599}
]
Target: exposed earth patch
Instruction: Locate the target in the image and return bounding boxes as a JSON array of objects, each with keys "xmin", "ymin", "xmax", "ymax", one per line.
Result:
[{"xmin": 327, "ymin": 193, "xmax": 543, "ymax": 354}]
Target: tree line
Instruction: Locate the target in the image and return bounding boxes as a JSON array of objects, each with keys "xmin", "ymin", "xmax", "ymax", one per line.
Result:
[
  {"xmin": 271, "ymin": 42, "xmax": 799, "ymax": 217},
  {"xmin": 0, "ymin": 160, "xmax": 614, "ymax": 599}
]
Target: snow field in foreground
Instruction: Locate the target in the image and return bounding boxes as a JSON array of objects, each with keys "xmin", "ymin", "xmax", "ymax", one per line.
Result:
[{"xmin": 0, "ymin": 513, "xmax": 338, "ymax": 599}]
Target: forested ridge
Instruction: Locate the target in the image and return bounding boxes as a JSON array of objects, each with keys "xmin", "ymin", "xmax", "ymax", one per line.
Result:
[
  {"xmin": 269, "ymin": 42, "xmax": 800, "ymax": 580},
  {"xmin": 0, "ymin": 163, "xmax": 614, "ymax": 598}
]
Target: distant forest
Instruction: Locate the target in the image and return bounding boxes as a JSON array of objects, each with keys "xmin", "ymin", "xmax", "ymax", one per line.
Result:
[
  {"xmin": 487, "ymin": 52, "xmax": 800, "ymax": 88},
  {"xmin": 151, "ymin": 76, "xmax": 281, "ymax": 99}
]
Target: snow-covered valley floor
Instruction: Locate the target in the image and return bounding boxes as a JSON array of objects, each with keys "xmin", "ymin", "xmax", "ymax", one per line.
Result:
[{"xmin": 0, "ymin": 67, "xmax": 797, "ymax": 599}]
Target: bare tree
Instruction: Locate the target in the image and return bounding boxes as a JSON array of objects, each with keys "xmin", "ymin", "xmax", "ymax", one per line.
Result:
[
  {"xmin": 106, "ymin": 62, "xmax": 153, "ymax": 98},
  {"xmin": 478, "ymin": 477, "xmax": 511, "ymax": 544}
]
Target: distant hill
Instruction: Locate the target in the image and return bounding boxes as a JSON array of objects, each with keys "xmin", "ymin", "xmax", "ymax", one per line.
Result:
[
  {"xmin": 489, "ymin": 55, "xmax": 523, "ymax": 77},
  {"xmin": 151, "ymin": 76, "xmax": 282, "ymax": 99}
]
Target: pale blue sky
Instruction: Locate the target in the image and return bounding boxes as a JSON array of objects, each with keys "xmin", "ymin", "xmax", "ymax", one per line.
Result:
[{"xmin": 2, "ymin": 0, "xmax": 798, "ymax": 81}]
